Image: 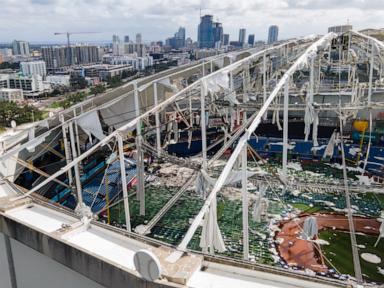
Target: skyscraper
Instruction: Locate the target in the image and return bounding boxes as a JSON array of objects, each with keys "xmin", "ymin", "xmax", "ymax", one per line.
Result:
[
  {"xmin": 268, "ymin": 25, "xmax": 279, "ymax": 44},
  {"xmin": 124, "ymin": 35, "xmax": 130, "ymax": 43},
  {"xmin": 198, "ymin": 15, "xmax": 214, "ymax": 48},
  {"xmin": 112, "ymin": 35, "xmax": 122, "ymax": 56},
  {"xmin": 198, "ymin": 15, "xmax": 223, "ymax": 48},
  {"xmin": 223, "ymin": 34, "xmax": 230, "ymax": 46},
  {"xmin": 213, "ymin": 22, "xmax": 223, "ymax": 48},
  {"xmin": 12, "ymin": 40, "xmax": 30, "ymax": 56},
  {"xmin": 136, "ymin": 33, "xmax": 142, "ymax": 44},
  {"xmin": 248, "ymin": 34, "xmax": 255, "ymax": 46},
  {"xmin": 239, "ymin": 29, "xmax": 246, "ymax": 45},
  {"xmin": 175, "ymin": 27, "xmax": 186, "ymax": 48}
]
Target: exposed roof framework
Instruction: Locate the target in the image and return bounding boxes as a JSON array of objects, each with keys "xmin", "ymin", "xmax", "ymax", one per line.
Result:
[{"xmin": 1, "ymin": 30, "xmax": 384, "ymax": 286}]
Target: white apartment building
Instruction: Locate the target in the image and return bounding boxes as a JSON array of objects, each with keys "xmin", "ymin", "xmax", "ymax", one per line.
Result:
[
  {"xmin": 20, "ymin": 61, "xmax": 47, "ymax": 78},
  {"xmin": 0, "ymin": 74, "xmax": 47, "ymax": 98}
]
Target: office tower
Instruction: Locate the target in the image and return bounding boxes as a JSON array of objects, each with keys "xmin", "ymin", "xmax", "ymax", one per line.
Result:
[
  {"xmin": 175, "ymin": 27, "xmax": 186, "ymax": 48},
  {"xmin": 213, "ymin": 22, "xmax": 223, "ymax": 48},
  {"xmin": 268, "ymin": 25, "xmax": 279, "ymax": 44},
  {"xmin": 124, "ymin": 35, "xmax": 130, "ymax": 43},
  {"xmin": 248, "ymin": 34, "xmax": 255, "ymax": 46},
  {"xmin": 136, "ymin": 33, "xmax": 142, "ymax": 44},
  {"xmin": 239, "ymin": 29, "xmax": 246, "ymax": 44},
  {"xmin": 223, "ymin": 34, "xmax": 230, "ymax": 46},
  {"xmin": 112, "ymin": 34, "xmax": 122, "ymax": 56},
  {"xmin": 12, "ymin": 40, "xmax": 30, "ymax": 56},
  {"xmin": 167, "ymin": 27, "xmax": 186, "ymax": 49},
  {"xmin": 20, "ymin": 61, "xmax": 47, "ymax": 78},
  {"xmin": 198, "ymin": 15, "xmax": 223, "ymax": 48}
]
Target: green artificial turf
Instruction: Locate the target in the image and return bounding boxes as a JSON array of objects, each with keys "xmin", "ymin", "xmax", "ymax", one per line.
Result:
[
  {"xmin": 291, "ymin": 203, "xmax": 323, "ymax": 213},
  {"xmin": 319, "ymin": 230, "xmax": 384, "ymax": 283}
]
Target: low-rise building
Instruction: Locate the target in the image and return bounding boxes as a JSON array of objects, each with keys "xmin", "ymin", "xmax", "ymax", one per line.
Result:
[
  {"xmin": 71, "ymin": 64, "xmax": 134, "ymax": 81},
  {"xmin": 0, "ymin": 88, "xmax": 24, "ymax": 102},
  {"xmin": 103, "ymin": 55, "xmax": 153, "ymax": 71},
  {"xmin": 0, "ymin": 73, "xmax": 49, "ymax": 98},
  {"xmin": 0, "ymin": 75, "xmax": 9, "ymax": 88},
  {"xmin": 97, "ymin": 64, "xmax": 133, "ymax": 81},
  {"xmin": 45, "ymin": 75, "xmax": 71, "ymax": 87}
]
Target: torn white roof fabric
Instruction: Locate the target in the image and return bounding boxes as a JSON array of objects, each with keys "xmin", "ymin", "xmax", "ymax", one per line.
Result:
[
  {"xmin": 77, "ymin": 111, "xmax": 106, "ymax": 142},
  {"xmin": 199, "ymin": 202, "xmax": 226, "ymax": 253}
]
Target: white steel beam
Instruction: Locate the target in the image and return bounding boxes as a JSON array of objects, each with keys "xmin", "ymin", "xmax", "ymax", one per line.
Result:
[
  {"xmin": 282, "ymin": 80, "xmax": 289, "ymax": 177},
  {"xmin": 117, "ymin": 134, "xmax": 131, "ymax": 231}
]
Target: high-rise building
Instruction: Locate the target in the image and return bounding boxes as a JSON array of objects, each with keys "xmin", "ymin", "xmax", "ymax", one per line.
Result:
[
  {"xmin": 198, "ymin": 15, "xmax": 223, "ymax": 49},
  {"xmin": 185, "ymin": 37, "xmax": 193, "ymax": 49},
  {"xmin": 213, "ymin": 22, "xmax": 223, "ymax": 48},
  {"xmin": 112, "ymin": 35, "xmax": 122, "ymax": 56},
  {"xmin": 0, "ymin": 55, "xmax": 3, "ymax": 64},
  {"xmin": 175, "ymin": 27, "xmax": 186, "ymax": 48},
  {"xmin": 167, "ymin": 27, "xmax": 186, "ymax": 49},
  {"xmin": 12, "ymin": 40, "xmax": 30, "ymax": 56},
  {"xmin": 248, "ymin": 34, "xmax": 255, "ymax": 46},
  {"xmin": 223, "ymin": 34, "xmax": 230, "ymax": 46},
  {"xmin": 268, "ymin": 25, "xmax": 279, "ymax": 44},
  {"xmin": 136, "ymin": 33, "xmax": 142, "ymax": 44},
  {"xmin": 20, "ymin": 61, "xmax": 47, "ymax": 78},
  {"xmin": 124, "ymin": 35, "xmax": 130, "ymax": 43},
  {"xmin": 239, "ymin": 29, "xmax": 246, "ymax": 45},
  {"xmin": 42, "ymin": 45, "xmax": 101, "ymax": 69}
]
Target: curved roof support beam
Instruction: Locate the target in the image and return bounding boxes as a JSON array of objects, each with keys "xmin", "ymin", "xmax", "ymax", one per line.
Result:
[{"xmin": 349, "ymin": 30, "xmax": 384, "ymax": 51}]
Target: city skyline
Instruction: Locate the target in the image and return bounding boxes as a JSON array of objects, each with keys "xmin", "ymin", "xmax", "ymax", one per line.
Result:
[{"xmin": 1, "ymin": 0, "xmax": 384, "ymax": 43}]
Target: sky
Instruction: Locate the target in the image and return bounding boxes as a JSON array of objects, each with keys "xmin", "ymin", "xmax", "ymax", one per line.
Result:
[{"xmin": 1, "ymin": 0, "xmax": 384, "ymax": 44}]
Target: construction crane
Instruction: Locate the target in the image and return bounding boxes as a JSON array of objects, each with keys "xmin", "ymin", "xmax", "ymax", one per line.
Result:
[{"xmin": 54, "ymin": 32, "xmax": 100, "ymax": 65}]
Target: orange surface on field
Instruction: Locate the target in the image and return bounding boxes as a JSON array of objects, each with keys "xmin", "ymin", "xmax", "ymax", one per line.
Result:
[{"xmin": 276, "ymin": 213, "xmax": 381, "ymax": 272}]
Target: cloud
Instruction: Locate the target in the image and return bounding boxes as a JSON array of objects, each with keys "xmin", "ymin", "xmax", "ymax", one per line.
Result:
[{"xmin": 0, "ymin": 0, "xmax": 383, "ymax": 43}]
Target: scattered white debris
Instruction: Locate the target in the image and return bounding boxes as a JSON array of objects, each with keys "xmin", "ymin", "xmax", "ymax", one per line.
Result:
[
  {"xmin": 351, "ymin": 205, "xmax": 360, "ymax": 211},
  {"xmin": 311, "ymin": 145, "xmax": 327, "ymax": 152},
  {"xmin": 304, "ymin": 268, "xmax": 316, "ymax": 276},
  {"xmin": 356, "ymin": 175, "xmax": 374, "ymax": 186},
  {"xmin": 378, "ymin": 267, "xmax": 384, "ymax": 276},
  {"xmin": 314, "ymin": 200, "xmax": 335, "ymax": 207},
  {"xmin": 287, "ymin": 162, "xmax": 303, "ymax": 171},
  {"xmin": 310, "ymin": 239, "xmax": 330, "ymax": 245},
  {"xmin": 275, "ymin": 237, "xmax": 284, "ymax": 244},
  {"xmin": 304, "ymin": 171, "xmax": 323, "ymax": 177},
  {"xmin": 325, "ymin": 163, "xmax": 364, "ymax": 173},
  {"xmin": 157, "ymin": 163, "xmax": 194, "ymax": 187},
  {"xmin": 348, "ymin": 147, "xmax": 361, "ymax": 157},
  {"xmin": 361, "ymin": 253, "xmax": 381, "ymax": 264},
  {"xmin": 273, "ymin": 142, "xmax": 295, "ymax": 149},
  {"xmin": 291, "ymin": 189, "xmax": 301, "ymax": 197},
  {"xmin": 302, "ymin": 194, "xmax": 313, "ymax": 200}
]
